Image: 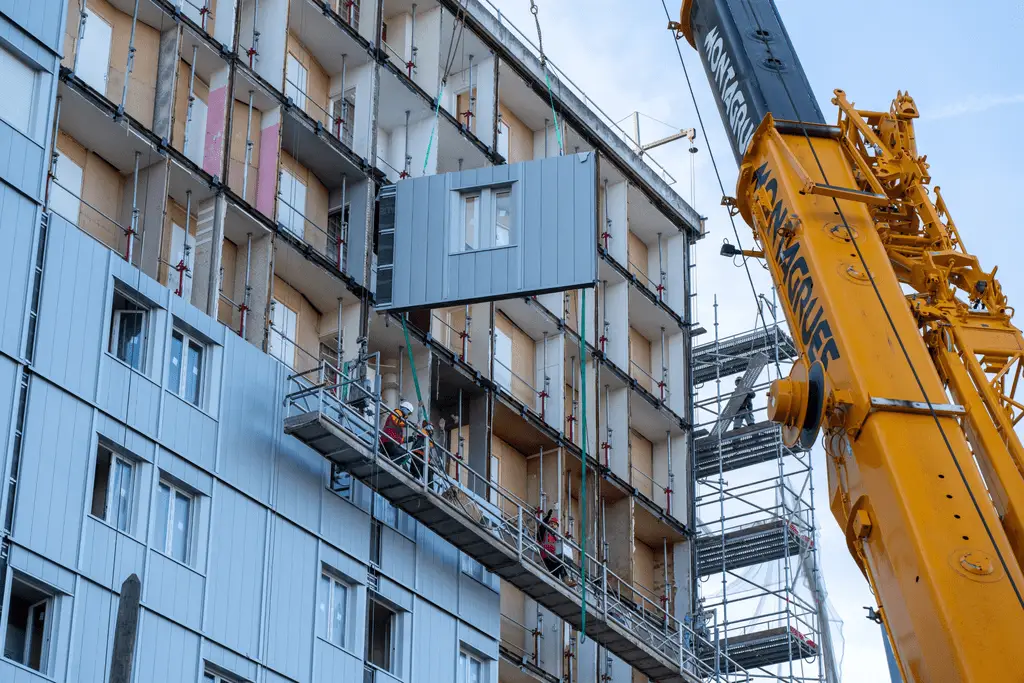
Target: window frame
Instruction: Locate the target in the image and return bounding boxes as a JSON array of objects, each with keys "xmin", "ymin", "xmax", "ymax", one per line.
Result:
[
  {"xmin": 496, "ymin": 118, "xmax": 511, "ymax": 162},
  {"xmin": 169, "ymin": 327, "xmax": 206, "ymax": 407},
  {"xmin": 3, "ymin": 574, "xmax": 57, "ymax": 675},
  {"xmin": 493, "ymin": 327, "xmax": 512, "ymax": 391},
  {"xmin": 155, "ymin": 478, "xmax": 195, "ymax": 565},
  {"xmin": 458, "ymin": 649, "xmax": 484, "ymax": 683},
  {"xmin": 109, "ymin": 286, "xmax": 151, "ymax": 373},
  {"xmin": 285, "ymin": 53, "xmax": 308, "ymax": 109},
  {"xmin": 319, "ymin": 571, "xmax": 351, "ymax": 649},
  {"xmin": 268, "ymin": 299, "xmax": 298, "ymax": 366},
  {"xmin": 451, "ymin": 185, "xmax": 516, "ymax": 255},
  {"xmin": 90, "ymin": 442, "xmax": 136, "ymax": 534},
  {"xmin": 0, "ymin": 45, "xmax": 39, "ymax": 139},
  {"xmin": 277, "ymin": 169, "xmax": 307, "ymax": 239},
  {"xmin": 365, "ymin": 596, "xmax": 398, "ymax": 674}
]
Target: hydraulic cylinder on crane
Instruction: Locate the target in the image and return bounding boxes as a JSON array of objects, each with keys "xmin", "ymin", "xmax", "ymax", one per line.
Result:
[{"xmin": 673, "ymin": 1, "xmax": 1024, "ymax": 680}]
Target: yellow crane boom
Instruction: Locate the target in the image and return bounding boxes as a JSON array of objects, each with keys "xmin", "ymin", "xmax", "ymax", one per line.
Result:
[{"xmin": 672, "ymin": 1, "xmax": 1024, "ymax": 679}]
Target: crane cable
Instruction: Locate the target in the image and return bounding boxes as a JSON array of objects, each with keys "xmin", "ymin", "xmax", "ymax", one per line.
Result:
[
  {"xmin": 423, "ymin": 0, "xmax": 471, "ymax": 175},
  {"xmin": 657, "ymin": 0, "xmax": 783, "ymax": 379},
  {"xmin": 529, "ymin": 0, "xmax": 564, "ymax": 156},
  {"xmin": 529, "ymin": 0, "xmax": 581, "ymax": 635}
]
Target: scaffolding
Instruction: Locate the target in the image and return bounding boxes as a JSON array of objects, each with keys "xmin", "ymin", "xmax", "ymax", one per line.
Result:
[{"xmin": 690, "ymin": 298, "xmax": 841, "ymax": 682}]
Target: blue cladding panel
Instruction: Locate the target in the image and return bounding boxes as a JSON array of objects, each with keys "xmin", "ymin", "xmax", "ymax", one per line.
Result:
[
  {"xmin": 0, "ymin": 0, "xmax": 66, "ymax": 53},
  {"xmin": 380, "ymin": 153, "xmax": 597, "ymax": 311},
  {"xmin": 0, "ymin": 182, "xmax": 36, "ymax": 358},
  {"xmin": 412, "ymin": 600, "xmax": 457, "ymax": 683},
  {"xmin": 33, "ymin": 213, "xmax": 108, "ymax": 399},
  {"xmin": 161, "ymin": 392, "xmax": 218, "ymax": 472},
  {"xmin": 69, "ymin": 580, "xmax": 116, "ymax": 683},
  {"xmin": 206, "ymin": 485, "xmax": 267, "ymax": 658},
  {"xmin": 14, "ymin": 379, "xmax": 91, "ymax": 568},
  {"xmin": 219, "ymin": 331, "xmax": 281, "ymax": 502},
  {"xmin": 146, "ymin": 550, "xmax": 205, "ymax": 630},
  {"xmin": 266, "ymin": 517, "xmax": 317, "ymax": 679},
  {"xmin": 135, "ymin": 610, "xmax": 201, "ymax": 683}
]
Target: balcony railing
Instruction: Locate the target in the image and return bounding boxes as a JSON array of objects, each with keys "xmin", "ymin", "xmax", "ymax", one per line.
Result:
[{"xmin": 276, "ymin": 195, "xmax": 345, "ymax": 268}]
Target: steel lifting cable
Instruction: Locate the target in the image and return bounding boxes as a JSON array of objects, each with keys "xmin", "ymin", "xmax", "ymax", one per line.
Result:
[
  {"xmin": 400, "ymin": 314, "xmax": 426, "ymax": 421},
  {"xmin": 423, "ymin": 0, "xmax": 471, "ymax": 175},
  {"xmin": 529, "ymin": 0, "xmax": 564, "ymax": 156},
  {"xmin": 577, "ymin": 289, "xmax": 589, "ymax": 639},
  {"xmin": 657, "ymin": 0, "xmax": 782, "ymax": 378}
]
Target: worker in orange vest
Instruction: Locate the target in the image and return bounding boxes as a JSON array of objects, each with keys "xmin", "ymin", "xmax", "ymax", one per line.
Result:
[
  {"xmin": 381, "ymin": 400, "xmax": 414, "ymax": 462},
  {"xmin": 537, "ymin": 509, "xmax": 577, "ymax": 587}
]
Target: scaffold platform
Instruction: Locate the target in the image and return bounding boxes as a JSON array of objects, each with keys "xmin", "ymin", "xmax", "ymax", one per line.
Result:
[
  {"xmin": 694, "ymin": 421, "xmax": 791, "ymax": 479},
  {"xmin": 692, "ymin": 326, "xmax": 797, "ymax": 384},
  {"xmin": 696, "ymin": 519, "xmax": 812, "ymax": 577}
]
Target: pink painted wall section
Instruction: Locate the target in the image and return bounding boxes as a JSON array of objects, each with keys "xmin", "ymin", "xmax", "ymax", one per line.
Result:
[
  {"xmin": 203, "ymin": 86, "xmax": 228, "ymax": 177},
  {"xmin": 255, "ymin": 123, "xmax": 280, "ymax": 217}
]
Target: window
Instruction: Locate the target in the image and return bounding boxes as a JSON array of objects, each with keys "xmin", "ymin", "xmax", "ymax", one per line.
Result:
[
  {"xmin": 203, "ymin": 667, "xmax": 242, "ymax": 683},
  {"xmin": 462, "ymin": 194, "xmax": 479, "ymax": 251},
  {"xmin": 494, "ymin": 328, "xmax": 511, "ymax": 391},
  {"xmin": 184, "ymin": 97, "xmax": 208, "ymax": 167},
  {"xmin": 452, "ymin": 187, "xmax": 514, "ymax": 253},
  {"xmin": 78, "ymin": 9, "xmax": 112, "ymax": 94},
  {"xmin": 369, "ymin": 519, "xmax": 382, "ymax": 567},
  {"xmin": 330, "ymin": 463, "xmax": 354, "ymax": 500},
  {"xmin": 365, "ymin": 597, "xmax": 396, "ymax": 673},
  {"xmin": 109, "ymin": 287, "xmax": 149, "ymax": 371},
  {"xmin": 327, "ymin": 204, "xmax": 349, "ymax": 267},
  {"xmin": 461, "ymin": 554, "xmax": 484, "ymax": 583},
  {"xmin": 285, "ymin": 54, "xmax": 308, "ymax": 109},
  {"xmin": 494, "ymin": 191, "xmax": 511, "ymax": 246},
  {"xmin": 497, "ymin": 119, "xmax": 510, "ymax": 162},
  {"xmin": 488, "ymin": 454, "xmax": 500, "ymax": 507},
  {"xmin": 331, "ymin": 88, "xmax": 356, "ymax": 147},
  {"xmin": 277, "ymin": 170, "xmax": 307, "ymax": 238},
  {"xmin": 170, "ymin": 328, "xmax": 205, "ymax": 406},
  {"xmin": 0, "ymin": 47, "xmax": 38, "ymax": 137},
  {"xmin": 458, "ymin": 650, "xmax": 483, "ymax": 683},
  {"xmin": 4, "ymin": 576, "xmax": 55, "ymax": 674},
  {"xmin": 51, "ymin": 151, "xmax": 83, "ymax": 224},
  {"xmin": 166, "ymin": 223, "xmax": 196, "ymax": 298},
  {"xmin": 268, "ymin": 299, "xmax": 297, "ymax": 366},
  {"xmin": 90, "ymin": 443, "xmax": 135, "ymax": 532},
  {"xmin": 155, "ymin": 479, "xmax": 193, "ymax": 564},
  {"xmin": 319, "ymin": 572, "xmax": 350, "ymax": 648},
  {"xmin": 341, "ymin": 0, "xmax": 360, "ymax": 29}
]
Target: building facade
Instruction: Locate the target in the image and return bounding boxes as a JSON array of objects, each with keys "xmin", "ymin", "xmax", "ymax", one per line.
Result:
[{"xmin": 0, "ymin": 0, "xmax": 705, "ymax": 682}]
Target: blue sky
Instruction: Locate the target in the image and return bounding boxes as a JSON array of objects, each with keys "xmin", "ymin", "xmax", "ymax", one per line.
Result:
[{"xmin": 488, "ymin": 0, "xmax": 1024, "ymax": 679}]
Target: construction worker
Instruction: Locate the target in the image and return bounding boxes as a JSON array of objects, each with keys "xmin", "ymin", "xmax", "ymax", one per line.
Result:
[
  {"xmin": 381, "ymin": 400, "xmax": 414, "ymax": 462},
  {"xmin": 409, "ymin": 420, "xmax": 438, "ymax": 484},
  {"xmin": 733, "ymin": 377, "xmax": 756, "ymax": 430},
  {"xmin": 537, "ymin": 510, "xmax": 577, "ymax": 587}
]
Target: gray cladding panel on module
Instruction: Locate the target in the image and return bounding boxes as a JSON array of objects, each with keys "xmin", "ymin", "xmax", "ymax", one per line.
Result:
[
  {"xmin": 379, "ymin": 153, "xmax": 598, "ymax": 312},
  {"xmin": 0, "ymin": 0, "xmax": 66, "ymax": 54}
]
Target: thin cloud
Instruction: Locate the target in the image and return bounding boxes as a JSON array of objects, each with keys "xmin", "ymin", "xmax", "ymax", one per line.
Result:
[{"xmin": 928, "ymin": 93, "xmax": 1024, "ymax": 120}]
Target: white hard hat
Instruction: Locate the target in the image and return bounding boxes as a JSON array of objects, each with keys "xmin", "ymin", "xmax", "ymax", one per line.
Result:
[{"xmin": 400, "ymin": 400, "xmax": 414, "ymax": 415}]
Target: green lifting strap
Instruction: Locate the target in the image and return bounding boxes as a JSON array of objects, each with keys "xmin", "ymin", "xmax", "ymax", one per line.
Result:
[
  {"xmin": 578, "ymin": 288, "xmax": 588, "ymax": 639},
  {"xmin": 401, "ymin": 314, "xmax": 426, "ymax": 421}
]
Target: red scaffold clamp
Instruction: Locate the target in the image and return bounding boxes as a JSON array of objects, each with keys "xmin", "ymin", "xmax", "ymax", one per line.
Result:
[
  {"xmin": 173, "ymin": 259, "xmax": 189, "ymax": 297},
  {"xmin": 601, "ymin": 231, "xmax": 611, "ymax": 250}
]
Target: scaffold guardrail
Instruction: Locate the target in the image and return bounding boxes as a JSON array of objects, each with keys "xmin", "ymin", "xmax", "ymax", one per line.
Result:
[{"xmin": 283, "ymin": 360, "xmax": 750, "ymax": 683}]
